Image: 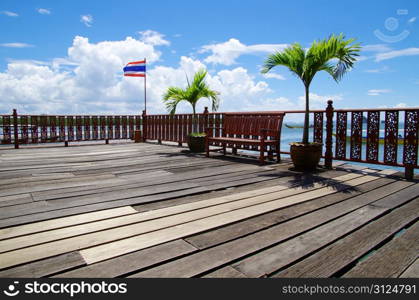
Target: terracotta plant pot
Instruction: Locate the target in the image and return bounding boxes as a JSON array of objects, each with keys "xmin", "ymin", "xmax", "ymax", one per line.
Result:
[
  {"xmin": 187, "ymin": 134, "xmax": 206, "ymax": 153},
  {"xmin": 290, "ymin": 142, "xmax": 323, "ymax": 171}
]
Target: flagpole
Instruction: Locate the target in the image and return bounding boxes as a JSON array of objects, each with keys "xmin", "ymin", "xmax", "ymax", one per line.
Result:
[{"xmin": 144, "ymin": 58, "xmax": 147, "ymax": 113}]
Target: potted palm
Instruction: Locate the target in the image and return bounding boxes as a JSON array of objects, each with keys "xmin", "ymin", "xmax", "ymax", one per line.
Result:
[
  {"xmin": 262, "ymin": 34, "xmax": 360, "ymax": 170},
  {"xmin": 163, "ymin": 69, "xmax": 219, "ymax": 152}
]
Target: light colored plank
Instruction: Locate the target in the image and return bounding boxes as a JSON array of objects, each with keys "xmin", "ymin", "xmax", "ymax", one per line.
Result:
[
  {"xmin": 0, "ymin": 170, "xmax": 377, "ymax": 269},
  {"xmin": 0, "ymin": 186, "xmax": 208, "ymax": 229},
  {"xmin": 54, "ymin": 240, "xmax": 197, "ymax": 278},
  {"xmin": 0, "ymin": 172, "xmax": 365, "ymax": 253},
  {"xmin": 0, "ymin": 169, "xmax": 393, "ymax": 268},
  {"xmin": 0, "ymin": 252, "xmax": 85, "ymax": 278},
  {"xmin": 0, "ymin": 206, "xmax": 137, "ymax": 240},
  {"xmin": 0, "ymin": 181, "xmax": 201, "ymax": 220}
]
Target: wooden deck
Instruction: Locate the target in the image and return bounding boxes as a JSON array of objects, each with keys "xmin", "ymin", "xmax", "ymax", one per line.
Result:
[{"xmin": 0, "ymin": 142, "xmax": 417, "ymax": 278}]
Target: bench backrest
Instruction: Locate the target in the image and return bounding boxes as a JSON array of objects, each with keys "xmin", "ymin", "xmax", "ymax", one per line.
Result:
[{"xmin": 223, "ymin": 113, "xmax": 285, "ymax": 139}]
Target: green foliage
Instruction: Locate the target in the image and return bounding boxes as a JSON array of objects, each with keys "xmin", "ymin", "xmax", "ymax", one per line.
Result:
[
  {"xmin": 261, "ymin": 34, "xmax": 360, "ymax": 86},
  {"xmin": 261, "ymin": 33, "xmax": 361, "ymax": 143},
  {"xmin": 163, "ymin": 69, "xmax": 219, "ymax": 116},
  {"xmin": 189, "ymin": 132, "xmax": 206, "ymax": 137}
]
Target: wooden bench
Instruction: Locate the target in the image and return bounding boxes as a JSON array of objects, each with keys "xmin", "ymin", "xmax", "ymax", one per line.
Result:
[{"xmin": 205, "ymin": 112, "xmax": 285, "ymax": 163}]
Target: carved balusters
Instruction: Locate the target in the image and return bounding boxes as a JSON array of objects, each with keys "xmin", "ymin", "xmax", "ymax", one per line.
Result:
[
  {"xmin": 335, "ymin": 111, "xmax": 347, "ymax": 160},
  {"xmin": 350, "ymin": 112, "xmax": 363, "ymax": 161},
  {"xmin": 366, "ymin": 111, "xmax": 380, "ymax": 162},
  {"xmin": 403, "ymin": 110, "xmax": 419, "ymax": 179},
  {"xmin": 383, "ymin": 111, "xmax": 399, "ymax": 165},
  {"xmin": 313, "ymin": 112, "xmax": 323, "ymax": 144}
]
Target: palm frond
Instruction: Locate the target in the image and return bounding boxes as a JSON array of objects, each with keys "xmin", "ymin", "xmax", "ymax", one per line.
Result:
[
  {"xmin": 261, "ymin": 43, "xmax": 305, "ymax": 80},
  {"xmin": 262, "ymin": 33, "xmax": 361, "ymax": 86},
  {"xmin": 162, "ymin": 87, "xmax": 187, "ymax": 115},
  {"xmin": 162, "ymin": 69, "xmax": 220, "ymax": 116}
]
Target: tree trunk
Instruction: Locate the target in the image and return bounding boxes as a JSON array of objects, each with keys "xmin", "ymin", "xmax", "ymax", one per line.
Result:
[
  {"xmin": 192, "ymin": 105, "xmax": 197, "ymax": 133},
  {"xmin": 302, "ymin": 85, "xmax": 310, "ymax": 144}
]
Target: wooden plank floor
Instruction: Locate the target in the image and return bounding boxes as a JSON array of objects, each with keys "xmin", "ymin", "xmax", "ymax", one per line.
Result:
[{"xmin": 0, "ymin": 141, "xmax": 417, "ymax": 278}]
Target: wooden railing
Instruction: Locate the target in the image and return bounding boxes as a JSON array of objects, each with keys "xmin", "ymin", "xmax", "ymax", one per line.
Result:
[
  {"xmin": 2, "ymin": 103, "xmax": 418, "ymax": 179},
  {"xmin": 281, "ymin": 101, "xmax": 419, "ymax": 179},
  {"xmin": 0, "ymin": 109, "xmax": 142, "ymax": 147},
  {"xmin": 143, "ymin": 102, "xmax": 418, "ymax": 179},
  {"xmin": 143, "ymin": 108, "xmax": 224, "ymax": 145}
]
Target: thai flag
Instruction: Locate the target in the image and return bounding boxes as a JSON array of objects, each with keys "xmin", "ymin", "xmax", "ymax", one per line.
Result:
[{"xmin": 123, "ymin": 60, "xmax": 146, "ymax": 77}]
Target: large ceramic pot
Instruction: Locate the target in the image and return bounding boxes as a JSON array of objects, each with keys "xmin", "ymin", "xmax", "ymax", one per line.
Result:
[
  {"xmin": 290, "ymin": 142, "xmax": 323, "ymax": 171},
  {"xmin": 187, "ymin": 134, "xmax": 206, "ymax": 153}
]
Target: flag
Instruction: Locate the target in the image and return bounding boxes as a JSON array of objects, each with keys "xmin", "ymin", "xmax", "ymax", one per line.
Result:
[{"xmin": 123, "ymin": 60, "xmax": 146, "ymax": 77}]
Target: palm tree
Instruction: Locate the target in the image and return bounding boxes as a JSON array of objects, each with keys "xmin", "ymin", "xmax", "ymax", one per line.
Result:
[
  {"xmin": 163, "ymin": 69, "xmax": 219, "ymax": 134},
  {"xmin": 262, "ymin": 34, "xmax": 361, "ymax": 144}
]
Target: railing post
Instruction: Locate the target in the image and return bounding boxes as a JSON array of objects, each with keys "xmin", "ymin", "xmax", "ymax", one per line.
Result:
[
  {"xmin": 403, "ymin": 110, "xmax": 418, "ymax": 180},
  {"xmin": 142, "ymin": 110, "xmax": 147, "ymax": 142},
  {"xmin": 324, "ymin": 100, "xmax": 334, "ymax": 169},
  {"xmin": 203, "ymin": 106, "xmax": 209, "ymax": 131},
  {"xmin": 12, "ymin": 109, "xmax": 19, "ymax": 149}
]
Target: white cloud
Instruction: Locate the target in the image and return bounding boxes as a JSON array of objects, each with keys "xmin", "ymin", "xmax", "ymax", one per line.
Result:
[
  {"xmin": 0, "ymin": 43, "xmax": 33, "ymax": 48},
  {"xmin": 375, "ymin": 48, "xmax": 419, "ymax": 62},
  {"xmin": 408, "ymin": 17, "xmax": 416, "ymax": 23},
  {"xmin": 298, "ymin": 93, "xmax": 342, "ymax": 107},
  {"xmin": 355, "ymin": 55, "xmax": 369, "ymax": 62},
  {"xmin": 362, "ymin": 44, "xmax": 392, "ymax": 52},
  {"xmin": 0, "ymin": 33, "xmax": 274, "ymax": 115},
  {"xmin": 145, "ymin": 61, "xmax": 272, "ymax": 113},
  {"xmin": 262, "ymin": 72, "xmax": 286, "ymax": 80},
  {"xmin": 1, "ymin": 11, "xmax": 18, "ymax": 17},
  {"xmin": 396, "ymin": 102, "xmax": 407, "ymax": 108},
  {"xmin": 367, "ymin": 89, "xmax": 391, "ymax": 96},
  {"xmin": 37, "ymin": 8, "xmax": 51, "ymax": 15},
  {"xmin": 206, "ymin": 67, "xmax": 271, "ymax": 111},
  {"xmin": 364, "ymin": 66, "xmax": 389, "ymax": 73},
  {"xmin": 244, "ymin": 97, "xmax": 296, "ymax": 112},
  {"xmin": 201, "ymin": 38, "xmax": 288, "ymax": 65},
  {"xmin": 139, "ymin": 30, "xmax": 170, "ymax": 46},
  {"xmin": 6, "ymin": 59, "xmax": 48, "ymax": 65},
  {"xmin": 0, "ymin": 35, "xmax": 168, "ymax": 114},
  {"xmin": 80, "ymin": 15, "xmax": 93, "ymax": 27},
  {"xmin": 355, "ymin": 44, "xmax": 393, "ymax": 62}
]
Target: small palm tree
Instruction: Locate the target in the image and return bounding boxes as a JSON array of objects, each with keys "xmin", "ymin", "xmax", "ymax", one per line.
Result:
[
  {"xmin": 163, "ymin": 69, "xmax": 219, "ymax": 134},
  {"xmin": 262, "ymin": 34, "xmax": 361, "ymax": 144}
]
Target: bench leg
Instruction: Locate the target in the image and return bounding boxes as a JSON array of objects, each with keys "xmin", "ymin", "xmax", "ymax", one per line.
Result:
[
  {"xmin": 232, "ymin": 147, "xmax": 237, "ymax": 155},
  {"xmin": 276, "ymin": 144, "xmax": 281, "ymax": 162},
  {"xmin": 205, "ymin": 138, "xmax": 210, "ymax": 158},
  {"xmin": 223, "ymin": 144, "xmax": 226, "ymax": 155},
  {"xmin": 259, "ymin": 145, "xmax": 265, "ymax": 164}
]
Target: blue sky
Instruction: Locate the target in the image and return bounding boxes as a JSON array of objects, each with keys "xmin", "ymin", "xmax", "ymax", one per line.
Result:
[{"xmin": 0, "ymin": 0, "xmax": 418, "ymax": 116}]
